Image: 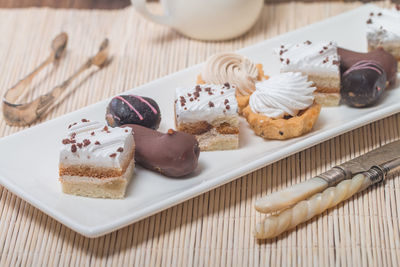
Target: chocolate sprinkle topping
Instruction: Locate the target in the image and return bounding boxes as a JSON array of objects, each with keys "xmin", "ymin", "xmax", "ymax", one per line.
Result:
[
  {"xmin": 378, "ymin": 12, "xmax": 382, "ymax": 16},
  {"xmin": 77, "ymin": 143, "xmax": 83, "ymax": 149},
  {"xmin": 62, "ymin": 139, "xmax": 71, "ymax": 144},
  {"xmin": 117, "ymin": 147, "xmax": 124, "ymax": 152},
  {"xmin": 95, "ymin": 141, "xmax": 101, "ymax": 145},
  {"xmin": 91, "ymin": 132, "xmax": 95, "ymax": 136},
  {"xmin": 110, "ymin": 153, "xmax": 117, "ymax": 158},
  {"xmin": 81, "ymin": 119, "xmax": 89, "ymax": 122},
  {"xmin": 71, "ymin": 144, "xmax": 77, "ymax": 153},
  {"xmin": 83, "ymin": 139, "xmax": 91, "ymax": 147},
  {"xmin": 286, "ymin": 58, "xmax": 290, "ymax": 65},
  {"xmin": 226, "ymin": 105, "xmax": 230, "ymax": 110},
  {"xmin": 224, "ymin": 82, "xmax": 230, "ymax": 88},
  {"xmin": 208, "ymin": 101, "xmax": 214, "ymax": 108},
  {"xmin": 366, "ymin": 18, "xmax": 372, "ymax": 24},
  {"xmin": 224, "ymin": 99, "xmax": 229, "ymax": 105},
  {"xmin": 304, "ymin": 40, "xmax": 312, "ymax": 45}
]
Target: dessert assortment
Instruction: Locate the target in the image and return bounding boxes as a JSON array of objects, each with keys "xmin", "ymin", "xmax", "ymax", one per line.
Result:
[
  {"xmin": 106, "ymin": 94, "xmax": 161, "ymax": 129},
  {"xmin": 57, "ymin": 6, "xmax": 399, "ymax": 209},
  {"xmin": 277, "ymin": 41, "xmax": 341, "ymax": 107},
  {"xmin": 123, "ymin": 124, "xmax": 200, "ymax": 178},
  {"xmin": 59, "ymin": 120, "xmax": 135, "ymax": 199},
  {"xmin": 196, "ymin": 52, "xmax": 268, "ymax": 112},
  {"xmin": 242, "ymin": 72, "xmax": 321, "ymax": 140},
  {"xmin": 366, "ymin": 7, "xmax": 400, "ymax": 68},
  {"xmin": 174, "ymin": 83, "xmax": 239, "ymax": 151},
  {"xmin": 341, "ymin": 60, "xmax": 386, "ymax": 107},
  {"xmin": 337, "ymin": 47, "xmax": 397, "ymax": 84}
]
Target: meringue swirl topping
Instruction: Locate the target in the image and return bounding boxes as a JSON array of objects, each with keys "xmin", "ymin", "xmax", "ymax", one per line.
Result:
[
  {"xmin": 249, "ymin": 72, "xmax": 316, "ymax": 119},
  {"xmin": 201, "ymin": 52, "xmax": 259, "ymax": 96}
]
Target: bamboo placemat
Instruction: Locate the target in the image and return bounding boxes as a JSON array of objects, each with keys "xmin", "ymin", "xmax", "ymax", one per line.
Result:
[{"xmin": 1, "ymin": 2, "xmax": 399, "ymax": 266}]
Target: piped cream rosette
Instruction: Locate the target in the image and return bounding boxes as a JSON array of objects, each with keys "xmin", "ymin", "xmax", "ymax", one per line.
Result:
[
  {"xmin": 197, "ymin": 52, "xmax": 268, "ymax": 112},
  {"xmin": 242, "ymin": 72, "xmax": 321, "ymax": 140}
]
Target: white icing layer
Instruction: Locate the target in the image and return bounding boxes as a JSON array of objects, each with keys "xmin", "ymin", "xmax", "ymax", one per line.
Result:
[
  {"xmin": 366, "ymin": 8, "xmax": 400, "ymax": 46},
  {"xmin": 59, "ymin": 120, "xmax": 134, "ymax": 169},
  {"xmin": 201, "ymin": 52, "xmax": 259, "ymax": 96},
  {"xmin": 175, "ymin": 84, "xmax": 238, "ymax": 124},
  {"xmin": 278, "ymin": 41, "xmax": 340, "ymax": 75},
  {"xmin": 249, "ymin": 72, "xmax": 316, "ymax": 119}
]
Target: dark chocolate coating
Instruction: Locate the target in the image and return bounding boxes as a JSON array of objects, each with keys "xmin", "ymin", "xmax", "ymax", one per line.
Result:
[
  {"xmin": 106, "ymin": 95, "xmax": 161, "ymax": 129},
  {"xmin": 123, "ymin": 124, "xmax": 200, "ymax": 178},
  {"xmin": 341, "ymin": 61, "xmax": 387, "ymax": 107},
  {"xmin": 338, "ymin": 47, "xmax": 397, "ymax": 85}
]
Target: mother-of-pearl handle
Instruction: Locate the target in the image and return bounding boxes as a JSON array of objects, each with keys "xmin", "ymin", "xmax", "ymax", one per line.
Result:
[
  {"xmin": 255, "ymin": 167, "xmax": 347, "ymax": 213},
  {"xmin": 254, "ymin": 174, "xmax": 369, "ymax": 239},
  {"xmin": 255, "ymin": 177, "xmax": 328, "ymax": 213},
  {"xmin": 131, "ymin": 0, "xmax": 174, "ymax": 26}
]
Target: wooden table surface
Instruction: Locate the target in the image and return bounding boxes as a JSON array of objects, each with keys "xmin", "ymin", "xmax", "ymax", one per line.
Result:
[{"xmin": 0, "ymin": 1, "xmax": 399, "ymax": 267}]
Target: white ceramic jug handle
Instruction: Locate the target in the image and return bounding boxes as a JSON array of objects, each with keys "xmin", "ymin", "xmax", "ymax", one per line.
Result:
[{"xmin": 131, "ymin": 0, "xmax": 173, "ymax": 26}]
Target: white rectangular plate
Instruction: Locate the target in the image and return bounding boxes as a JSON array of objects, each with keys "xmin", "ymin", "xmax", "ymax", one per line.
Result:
[{"xmin": 0, "ymin": 4, "xmax": 398, "ymax": 237}]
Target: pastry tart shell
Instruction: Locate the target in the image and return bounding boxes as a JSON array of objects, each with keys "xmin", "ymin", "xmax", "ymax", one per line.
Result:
[{"xmin": 242, "ymin": 103, "xmax": 321, "ymax": 140}]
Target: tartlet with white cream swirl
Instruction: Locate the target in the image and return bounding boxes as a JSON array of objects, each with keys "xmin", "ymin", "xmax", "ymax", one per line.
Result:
[
  {"xmin": 243, "ymin": 72, "xmax": 321, "ymax": 140},
  {"xmin": 197, "ymin": 52, "xmax": 268, "ymax": 112}
]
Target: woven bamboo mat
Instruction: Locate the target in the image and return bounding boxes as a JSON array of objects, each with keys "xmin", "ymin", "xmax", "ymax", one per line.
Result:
[{"xmin": 1, "ymin": 2, "xmax": 399, "ymax": 266}]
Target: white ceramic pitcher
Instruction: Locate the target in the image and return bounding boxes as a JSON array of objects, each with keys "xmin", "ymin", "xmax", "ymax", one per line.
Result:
[{"xmin": 131, "ymin": 0, "xmax": 264, "ymax": 41}]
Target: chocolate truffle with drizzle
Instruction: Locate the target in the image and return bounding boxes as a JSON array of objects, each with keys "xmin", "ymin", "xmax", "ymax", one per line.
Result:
[{"xmin": 106, "ymin": 94, "xmax": 161, "ymax": 129}]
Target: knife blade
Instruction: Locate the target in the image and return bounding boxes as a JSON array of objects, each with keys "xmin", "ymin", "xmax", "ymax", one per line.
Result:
[{"xmin": 255, "ymin": 140, "xmax": 400, "ymax": 213}]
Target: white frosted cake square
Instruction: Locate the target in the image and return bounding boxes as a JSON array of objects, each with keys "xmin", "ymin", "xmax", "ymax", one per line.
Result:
[
  {"xmin": 59, "ymin": 120, "xmax": 135, "ymax": 199},
  {"xmin": 366, "ymin": 8, "xmax": 400, "ymax": 65},
  {"xmin": 175, "ymin": 84, "xmax": 239, "ymax": 151},
  {"xmin": 277, "ymin": 41, "xmax": 341, "ymax": 106}
]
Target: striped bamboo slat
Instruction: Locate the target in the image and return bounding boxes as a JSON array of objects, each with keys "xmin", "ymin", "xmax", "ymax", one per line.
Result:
[{"xmin": 0, "ymin": 2, "xmax": 399, "ymax": 266}]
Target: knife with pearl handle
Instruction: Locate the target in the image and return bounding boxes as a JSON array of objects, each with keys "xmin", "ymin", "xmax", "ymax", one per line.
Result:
[{"xmin": 255, "ymin": 140, "xmax": 400, "ymax": 213}]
